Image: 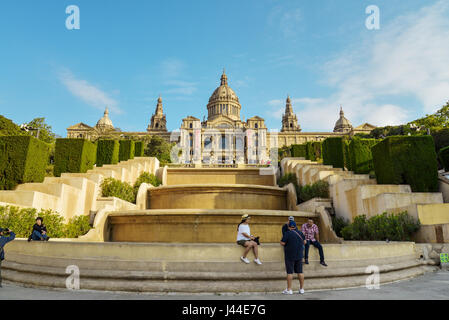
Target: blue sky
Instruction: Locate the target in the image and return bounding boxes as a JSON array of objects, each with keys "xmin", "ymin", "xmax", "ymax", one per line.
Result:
[{"xmin": 1, "ymin": 0, "xmax": 449, "ymax": 136}]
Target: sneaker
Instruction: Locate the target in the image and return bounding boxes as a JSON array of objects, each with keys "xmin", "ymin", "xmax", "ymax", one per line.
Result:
[
  {"xmin": 45, "ymin": 237, "xmax": 50, "ymax": 241},
  {"xmin": 27, "ymin": 236, "xmax": 32, "ymax": 242},
  {"xmin": 320, "ymin": 261, "xmax": 328, "ymax": 267},
  {"xmin": 304, "ymin": 259, "xmax": 309, "ymax": 265},
  {"xmin": 299, "ymin": 288, "xmax": 305, "ymax": 294},
  {"xmin": 282, "ymin": 289, "xmax": 293, "ymax": 295},
  {"xmin": 240, "ymin": 256, "xmax": 250, "ymax": 264},
  {"xmin": 254, "ymin": 258, "xmax": 262, "ymax": 265}
]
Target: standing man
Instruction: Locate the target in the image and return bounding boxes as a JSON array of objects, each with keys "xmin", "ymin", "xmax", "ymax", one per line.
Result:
[
  {"xmin": 280, "ymin": 221, "xmax": 306, "ymax": 295},
  {"xmin": 302, "ymin": 219, "xmax": 327, "ymax": 267},
  {"xmin": 282, "ymin": 216, "xmax": 297, "ymax": 236},
  {"xmin": 0, "ymin": 228, "xmax": 16, "ymax": 288}
]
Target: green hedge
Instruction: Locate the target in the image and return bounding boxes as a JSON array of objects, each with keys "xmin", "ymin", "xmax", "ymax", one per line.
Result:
[
  {"xmin": 0, "ymin": 135, "xmax": 50, "ymax": 190},
  {"xmin": 299, "ymin": 181, "xmax": 329, "ymax": 203},
  {"xmin": 96, "ymin": 140, "xmax": 119, "ymax": 167},
  {"xmin": 134, "ymin": 141, "xmax": 145, "ymax": 157},
  {"xmin": 290, "ymin": 144, "xmax": 307, "ymax": 158},
  {"xmin": 305, "ymin": 142, "xmax": 322, "ymax": 161},
  {"xmin": 0, "ymin": 205, "xmax": 91, "ymax": 238},
  {"xmin": 372, "ymin": 136, "xmax": 439, "ymax": 192},
  {"xmin": 101, "ymin": 178, "xmax": 135, "ymax": 203},
  {"xmin": 54, "ymin": 139, "xmax": 97, "ymax": 177},
  {"xmin": 341, "ymin": 212, "xmax": 420, "ymax": 241},
  {"xmin": 322, "ymin": 137, "xmax": 345, "ymax": 169},
  {"xmin": 439, "ymin": 146, "xmax": 449, "ymax": 171},
  {"xmin": 348, "ymin": 138, "xmax": 378, "ymax": 174},
  {"xmin": 119, "ymin": 140, "xmax": 135, "ymax": 162},
  {"xmin": 431, "ymin": 128, "xmax": 449, "ymax": 153}
]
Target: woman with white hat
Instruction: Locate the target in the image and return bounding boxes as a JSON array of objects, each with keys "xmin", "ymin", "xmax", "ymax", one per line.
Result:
[{"xmin": 236, "ymin": 214, "xmax": 262, "ymax": 265}]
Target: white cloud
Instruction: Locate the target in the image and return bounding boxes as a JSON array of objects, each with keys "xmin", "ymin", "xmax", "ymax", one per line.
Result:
[
  {"xmin": 59, "ymin": 68, "xmax": 121, "ymax": 114},
  {"xmin": 287, "ymin": 0, "xmax": 449, "ymax": 131},
  {"xmin": 268, "ymin": 6, "xmax": 302, "ymax": 38}
]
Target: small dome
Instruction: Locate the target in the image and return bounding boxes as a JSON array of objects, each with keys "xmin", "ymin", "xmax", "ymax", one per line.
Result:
[
  {"xmin": 334, "ymin": 107, "xmax": 352, "ymax": 132},
  {"xmin": 96, "ymin": 107, "xmax": 114, "ymax": 130}
]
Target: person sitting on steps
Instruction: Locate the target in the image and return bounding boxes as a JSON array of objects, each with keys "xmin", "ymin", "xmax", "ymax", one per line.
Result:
[
  {"xmin": 28, "ymin": 217, "xmax": 50, "ymax": 242},
  {"xmin": 236, "ymin": 214, "xmax": 262, "ymax": 265}
]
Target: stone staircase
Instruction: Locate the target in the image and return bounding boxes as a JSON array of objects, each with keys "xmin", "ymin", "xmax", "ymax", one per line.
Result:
[
  {"xmin": 281, "ymin": 158, "xmax": 448, "ymax": 225},
  {"xmin": 2, "ymin": 240, "xmax": 438, "ymax": 293},
  {"xmin": 0, "ymin": 157, "xmax": 159, "ymax": 221}
]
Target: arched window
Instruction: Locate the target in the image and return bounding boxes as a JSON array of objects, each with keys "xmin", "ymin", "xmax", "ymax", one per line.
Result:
[
  {"xmin": 156, "ymin": 123, "xmax": 159, "ymax": 128},
  {"xmin": 255, "ymin": 123, "xmax": 258, "ymax": 129},
  {"xmin": 190, "ymin": 123, "xmax": 193, "ymax": 129}
]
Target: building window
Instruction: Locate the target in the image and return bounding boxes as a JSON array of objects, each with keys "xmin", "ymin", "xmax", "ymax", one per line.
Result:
[
  {"xmin": 190, "ymin": 123, "xmax": 193, "ymax": 129},
  {"xmin": 255, "ymin": 123, "xmax": 258, "ymax": 129}
]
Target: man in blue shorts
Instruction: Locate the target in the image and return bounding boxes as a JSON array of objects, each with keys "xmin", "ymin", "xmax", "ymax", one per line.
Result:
[{"xmin": 280, "ymin": 221, "xmax": 306, "ymax": 295}]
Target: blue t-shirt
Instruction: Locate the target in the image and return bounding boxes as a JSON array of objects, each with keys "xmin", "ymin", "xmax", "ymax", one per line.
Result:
[{"xmin": 281, "ymin": 230, "xmax": 305, "ymax": 261}]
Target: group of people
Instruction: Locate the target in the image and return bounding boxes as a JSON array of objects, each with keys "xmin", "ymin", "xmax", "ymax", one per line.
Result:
[
  {"xmin": 0, "ymin": 217, "xmax": 49, "ymax": 288},
  {"xmin": 236, "ymin": 214, "xmax": 327, "ymax": 295}
]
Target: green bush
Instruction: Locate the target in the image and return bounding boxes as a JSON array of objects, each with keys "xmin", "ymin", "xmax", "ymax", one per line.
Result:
[
  {"xmin": 54, "ymin": 138, "xmax": 97, "ymax": 177},
  {"xmin": 348, "ymin": 138, "xmax": 379, "ymax": 174},
  {"xmin": 0, "ymin": 206, "xmax": 91, "ymax": 238},
  {"xmin": 133, "ymin": 172, "xmax": 161, "ymax": 200},
  {"xmin": 439, "ymin": 146, "xmax": 449, "ymax": 171},
  {"xmin": 119, "ymin": 140, "xmax": 135, "ymax": 162},
  {"xmin": 372, "ymin": 136, "xmax": 439, "ymax": 192},
  {"xmin": 0, "ymin": 115, "xmax": 28, "ymax": 136},
  {"xmin": 134, "ymin": 141, "xmax": 145, "ymax": 157},
  {"xmin": 331, "ymin": 215, "xmax": 349, "ymax": 238},
  {"xmin": 306, "ymin": 142, "xmax": 322, "ymax": 161},
  {"xmin": 343, "ymin": 139, "xmax": 351, "ymax": 171},
  {"xmin": 341, "ymin": 212, "xmax": 420, "ymax": 241},
  {"xmin": 100, "ymin": 178, "xmax": 135, "ymax": 203},
  {"xmin": 96, "ymin": 140, "xmax": 119, "ymax": 167},
  {"xmin": 290, "ymin": 144, "xmax": 307, "ymax": 158},
  {"xmin": 299, "ymin": 180, "xmax": 329, "ymax": 203},
  {"xmin": 0, "ymin": 135, "xmax": 50, "ymax": 190},
  {"xmin": 322, "ymin": 137, "xmax": 345, "ymax": 169},
  {"xmin": 278, "ymin": 173, "xmax": 300, "ymax": 203},
  {"xmin": 431, "ymin": 128, "xmax": 449, "ymax": 153}
]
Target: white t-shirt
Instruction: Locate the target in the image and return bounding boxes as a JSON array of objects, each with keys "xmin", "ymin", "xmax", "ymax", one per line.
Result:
[{"xmin": 237, "ymin": 224, "xmax": 251, "ymax": 241}]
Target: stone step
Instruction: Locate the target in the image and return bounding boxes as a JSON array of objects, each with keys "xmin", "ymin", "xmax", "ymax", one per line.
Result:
[
  {"xmin": 0, "ymin": 190, "xmax": 60, "ymax": 213},
  {"xmin": 363, "ymin": 192, "xmax": 444, "ymax": 217},
  {"xmin": 3, "ymin": 262, "xmax": 435, "ymax": 293},
  {"xmin": 345, "ymin": 185, "xmax": 412, "ymax": 218},
  {"xmin": 15, "ymin": 182, "xmax": 83, "ymax": 221}
]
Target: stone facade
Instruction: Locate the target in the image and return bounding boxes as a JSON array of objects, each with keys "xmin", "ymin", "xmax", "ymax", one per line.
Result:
[{"xmin": 67, "ymin": 71, "xmax": 376, "ymax": 164}]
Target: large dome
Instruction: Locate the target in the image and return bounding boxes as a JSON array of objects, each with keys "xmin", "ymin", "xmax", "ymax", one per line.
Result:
[
  {"xmin": 207, "ymin": 70, "xmax": 242, "ymax": 122},
  {"xmin": 333, "ymin": 107, "xmax": 353, "ymax": 133}
]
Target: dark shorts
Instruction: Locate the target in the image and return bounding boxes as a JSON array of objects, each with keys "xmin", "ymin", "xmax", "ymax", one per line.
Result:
[
  {"xmin": 285, "ymin": 259, "xmax": 303, "ymax": 274},
  {"xmin": 237, "ymin": 240, "xmax": 249, "ymax": 247}
]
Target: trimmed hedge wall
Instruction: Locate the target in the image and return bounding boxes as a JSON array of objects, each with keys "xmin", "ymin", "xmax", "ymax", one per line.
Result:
[
  {"xmin": 291, "ymin": 144, "xmax": 307, "ymax": 158},
  {"xmin": 372, "ymin": 136, "xmax": 439, "ymax": 192},
  {"xmin": 134, "ymin": 141, "xmax": 145, "ymax": 157},
  {"xmin": 306, "ymin": 142, "xmax": 322, "ymax": 161},
  {"xmin": 96, "ymin": 140, "xmax": 119, "ymax": 167},
  {"xmin": 348, "ymin": 138, "xmax": 378, "ymax": 174},
  {"xmin": 54, "ymin": 138, "xmax": 97, "ymax": 177},
  {"xmin": 322, "ymin": 137, "xmax": 345, "ymax": 169},
  {"xmin": 0, "ymin": 136, "xmax": 50, "ymax": 190},
  {"xmin": 119, "ymin": 140, "xmax": 135, "ymax": 161},
  {"xmin": 439, "ymin": 146, "xmax": 449, "ymax": 172}
]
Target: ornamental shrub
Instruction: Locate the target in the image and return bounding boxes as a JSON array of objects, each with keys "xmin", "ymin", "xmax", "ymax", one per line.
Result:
[
  {"xmin": 306, "ymin": 142, "xmax": 322, "ymax": 161},
  {"xmin": 290, "ymin": 144, "xmax": 307, "ymax": 158},
  {"xmin": 0, "ymin": 135, "xmax": 50, "ymax": 190},
  {"xmin": 341, "ymin": 212, "xmax": 420, "ymax": 241},
  {"xmin": 299, "ymin": 180, "xmax": 329, "ymax": 203},
  {"xmin": 331, "ymin": 215, "xmax": 349, "ymax": 238},
  {"xmin": 133, "ymin": 172, "xmax": 161, "ymax": 201},
  {"xmin": 100, "ymin": 177, "xmax": 135, "ymax": 203},
  {"xmin": 278, "ymin": 173, "xmax": 300, "ymax": 203},
  {"xmin": 54, "ymin": 138, "xmax": 97, "ymax": 177},
  {"xmin": 96, "ymin": 140, "xmax": 119, "ymax": 167},
  {"xmin": 134, "ymin": 141, "xmax": 145, "ymax": 157},
  {"xmin": 119, "ymin": 140, "xmax": 135, "ymax": 162},
  {"xmin": 372, "ymin": 136, "xmax": 438, "ymax": 192},
  {"xmin": 439, "ymin": 146, "xmax": 449, "ymax": 171},
  {"xmin": 348, "ymin": 138, "xmax": 379, "ymax": 174},
  {"xmin": 0, "ymin": 206, "xmax": 91, "ymax": 238},
  {"xmin": 322, "ymin": 137, "xmax": 345, "ymax": 169}
]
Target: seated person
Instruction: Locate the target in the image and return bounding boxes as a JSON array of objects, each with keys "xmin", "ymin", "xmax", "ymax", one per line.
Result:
[
  {"xmin": 28, "ymin": 217, "xmax": 50, "ymax": 241},
  {"xmin": 282, "ymin": 216, "xmax": 297, "ymax": 236}
]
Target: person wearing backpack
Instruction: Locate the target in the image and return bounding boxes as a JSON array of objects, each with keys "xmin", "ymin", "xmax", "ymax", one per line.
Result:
[
  {"xmin": 0, "ymin": 228, "xmax": 16, "ymax": 288},
  {"xmin": 280, "ymin": 221, "xmax": 306, "ymax": 295}
]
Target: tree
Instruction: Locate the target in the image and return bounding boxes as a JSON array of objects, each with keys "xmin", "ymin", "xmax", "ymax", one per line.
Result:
[
  {"xmin": 410, "ymin": 102, "xmax": 449, "ymax": 130},
  {"xmin": 0, "ymin": 115, "xmax": 27, "ymax": 136},
  {"xmin": 26, "ymin": 118, "xmax": 56, "ymax": 144},
  {"xmin": 144, "ymin": 135, "xmax": 173, "ymax": 164}
]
